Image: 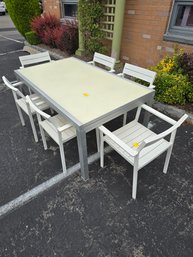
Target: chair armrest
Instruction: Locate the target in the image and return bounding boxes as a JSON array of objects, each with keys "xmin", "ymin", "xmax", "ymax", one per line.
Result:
[
  {"xmin": 108, "ymin": 69, "xmax": 115, "ymax": 73},
  {"xmin": 87, "ymin": 61, "xmax": 94, "ymax": 65},
  {"xmin": 148, "ymin": 84, "xmax": 155, "ymax": 89},
  {"xmin": 57, "ymin": 123, "xmax": 73, "ymax": 132},
  {"xmin": 141, "ymin": 104, "xmax": 176, "ymax": 125},
  {"xmin": 144, "ymin": 114, "xmax": 188, "ymax": 146},
  {"xmin": 12, "ymin": 81, "xmax": 24, "ymax": 87},
  {"xmin": 117, "ymin": 73, "xmax": 123, "ymax": 77},
  {"xmin": 10, "ymin": 80, "xmax": 18, "ymax": 84},
  {"xmin": 99, "ymin": 126, "xmax": 138, "ymax": 157}
]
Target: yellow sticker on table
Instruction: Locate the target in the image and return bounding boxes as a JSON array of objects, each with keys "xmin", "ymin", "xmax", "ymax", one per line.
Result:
[
  {"xmin": 132, "ymin": 142, "xmax": 140, "ymax": 148},
  {"xmin": 83, "ymin": 92, "xmax": 89, "ymax": 97}
]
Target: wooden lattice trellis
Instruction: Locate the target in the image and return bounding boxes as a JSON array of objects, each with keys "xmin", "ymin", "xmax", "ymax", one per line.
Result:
[{"xmin": 101, "ymin": 0, "xmax": 116, "ymax": 40}]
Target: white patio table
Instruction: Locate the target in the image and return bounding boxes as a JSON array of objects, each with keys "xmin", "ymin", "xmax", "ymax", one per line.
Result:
[{"xmin": 15, "ymin": 57, "xmax": 155, "ymax": 180}]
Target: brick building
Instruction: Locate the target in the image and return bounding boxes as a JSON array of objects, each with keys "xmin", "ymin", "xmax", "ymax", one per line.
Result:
[{"xmin": 43, "ymin": 0, "xmax": 193, "ymax": 67}]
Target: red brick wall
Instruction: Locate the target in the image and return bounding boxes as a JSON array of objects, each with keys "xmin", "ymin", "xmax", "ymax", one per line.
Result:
[
  {"xmin": 43, "ymin": 0, "xmax": 61, "ymax": 19},
  {"xmin": 121, "ymin": 0, "xmax": 193, "ymax": 68}
]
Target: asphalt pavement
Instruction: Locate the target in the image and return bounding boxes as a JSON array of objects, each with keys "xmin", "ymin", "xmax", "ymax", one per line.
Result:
[
  {"xmin": 0, "ymin": 13, "xmax": 15, "ymax": 31},
  {"xmin": 0, "ymin": 15, "xmax": 193, "ymax": 257}
]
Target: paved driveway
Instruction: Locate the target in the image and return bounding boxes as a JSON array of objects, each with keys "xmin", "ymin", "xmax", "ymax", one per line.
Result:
[
  {"xmin": 0, "ymin": 15, "xmax": 193, "ymax": 257},
  {"xmin": 0, "ymin": 85, "xmax": 193, "ymax": 256}
]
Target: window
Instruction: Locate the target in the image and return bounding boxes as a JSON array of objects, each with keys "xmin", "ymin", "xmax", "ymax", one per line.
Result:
[
  {"xmin": 61, "ymin": 0, "xmax": 77, "ymax": 18},
  {"xmin": 164, "ymin": 0, "xmax": 193, "ymax": 44}
]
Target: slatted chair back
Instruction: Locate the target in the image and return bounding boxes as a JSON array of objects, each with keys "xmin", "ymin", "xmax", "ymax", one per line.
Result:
[
  {"xmin": 19, "ymin": 51, "xmax": 51, "ymax": 68},
  {"xmin": 122, "ymin": 63, "xmax": 156, "ymax": 88},
  {"xmin": 88, "ymin": 52, "xmax": 116, "ymax": 72}
]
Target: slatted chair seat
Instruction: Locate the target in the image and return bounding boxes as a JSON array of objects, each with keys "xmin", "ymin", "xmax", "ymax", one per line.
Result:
[
  {"xmin": 88, "ymin": 52, "xmax": 116, "ymax": 73},
  {"xmin": 16, "ymin": 94, "xmax": 48, "ymax": 115},
  {"xmin": 40, "ymin": 114, "xmax": 76, "ymax": 145},
  {"xmin": 99, "ymin": 104, "xmax": 188, "ymax": 199},
  {"xmin": 103, "ymin": 120, "xmax": 171, "ymax": 170},
  {"xmin": 26, "ymin": 96, "xmax": 77, "ymax": 174}
]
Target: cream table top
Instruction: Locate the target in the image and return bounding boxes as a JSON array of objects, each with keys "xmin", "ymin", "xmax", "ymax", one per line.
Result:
[{"xmin": 15, "ymin": 57, "xmax": 154, "ymax": 128}]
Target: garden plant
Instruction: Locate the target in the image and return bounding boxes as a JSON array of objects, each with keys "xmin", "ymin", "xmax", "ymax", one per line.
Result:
[
  {"xmin": 151, "ymin": 51, "xmax": 193, "ymax": 105},
  {"xmin": 5, "ymin": 0, "xmax": 40, "ymax": 37},
  {"xmin": 31, "ymin": 14, "xmax": 78, "ymax": 55},
  {"xmin": 78, "ymin": 0, "xmax": 106, "ymax": 55}
]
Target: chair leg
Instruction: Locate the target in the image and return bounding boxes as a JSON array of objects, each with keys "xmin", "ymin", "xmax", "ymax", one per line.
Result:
[
  {"xmin": 95, "ymin": 128, "xmax": 100, "ymax": 152},
  {"xmin": 28, "ymin": 87, "xmax": 32, "ymax": 95},
  {"xmin": 132, "ymin": 166, "xmax": 139, "ymax": 199},
  {"xmin": 100, "ymin": 132, "xmax": 104, "ymax": 168},
  {"xmin": 123, "ymin": 112, "xmax": 127, "ymax": 126},
  {"xmin": 16, "ymin": 104, "xmax": 25, "ymax": 126},
  {"xmin": 28, "ymin": 113, "xmax": 38, "ymax": 142},
  {"xmin": 39, "ymin": 125, "xmax": 48, "ymax": 150},
  {"xmin": 58, "ymin": 136, "xmax": 67, "ymax": 174},
  {"xmin": 163, "ymin": 146, "xmax": 173, "ymax": 174}
]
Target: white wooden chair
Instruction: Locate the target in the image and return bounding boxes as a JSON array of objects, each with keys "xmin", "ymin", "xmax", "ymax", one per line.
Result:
[
  {"xmin": 19, "ymin": 51, "xmax": 52, "ymax": 68},
  {"xmin": 26, "ymin": 95, "xmax": 76, "ymax": 174},
  {"xmin": 88, "ymin": 52, "xmax": 116, "ymax": 73},
  {"xmin": 117, "ymin": 63, "xmax": 156, "ymax": 88},
  {"xmin": 2, "ymin": 76, "xmax": 50, "ymax": 142},
  {"xmin": 118, "ymin": 63, "xmax": 157, "ymax": 125},
  {"xmin": 19, "ymin": 51, "xmax": 52, "ymax": 94},
  {"xmin": 99, "ymin": 104, "xmax": 188, "ymax": 199}
]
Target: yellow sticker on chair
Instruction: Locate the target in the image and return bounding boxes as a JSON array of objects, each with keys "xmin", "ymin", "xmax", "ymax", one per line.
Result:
[
  {"xmin": 83, "ymin": 92, "xmax": 89, "ymax": 97},
  {"xmin": 132, "ymin": 142, "xmax": 140, "ymax": 148}
]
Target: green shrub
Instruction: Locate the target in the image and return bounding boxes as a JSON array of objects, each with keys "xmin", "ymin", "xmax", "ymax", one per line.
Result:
[
  {"xmin": 154, "ymin": 72, "xmax": 191, "ymax": 105},
  {"xmin": 5, "ymin": 0, "xmax": 40, "ymax": 37},
  {"xmin": 25, "ymin": 31, "xmax": 41, "ymax": 45},
  {"xmin": 150, "ymin": 50, "xmax": 193, "ymax": 105},
  {"xmin": 151, "ymin": 51, "xmax": 183, "ymax": 74},
  {"xmin": 178, "ymin": 52, "xmax": 193, "ymax": 84},
  {"xmin": 78, "ymin": 0, "xmax": 106, "ymax": 55}
]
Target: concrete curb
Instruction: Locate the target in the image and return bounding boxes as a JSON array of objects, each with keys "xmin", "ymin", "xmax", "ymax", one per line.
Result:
[
  {"xmin": 23, "ymin": 41, "xmax": 65, "ymax": 60},
  {"xmin": 22, "ymin": 42, "xmax": 193, "ymax": 125},
  {"xmin": 152, "ymin": 101, "xmax": 193, "ymax": 124}
]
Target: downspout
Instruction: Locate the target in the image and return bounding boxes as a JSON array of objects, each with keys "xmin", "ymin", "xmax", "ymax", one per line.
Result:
[
  {"xmin": 111, "ymin": 0, "xmax": 126, "ymax": 61},
  {"xmin": 75, "ymin": 0, "xmax": 85, "ymax": 56}
]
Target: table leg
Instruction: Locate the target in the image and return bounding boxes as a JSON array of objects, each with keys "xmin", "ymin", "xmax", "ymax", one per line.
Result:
[{"xmin": 77, "ymin": 128, "xmax": 89, "ymax": 180}]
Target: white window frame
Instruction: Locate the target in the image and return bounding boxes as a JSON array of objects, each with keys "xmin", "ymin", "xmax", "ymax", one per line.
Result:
[
  {"xmin": 164, "ymin": 0, "xmax": 193, "ymax": 44},
  {"xmin": 61, "ymin": 0, "xmax": 78, "ymax": 19}
]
